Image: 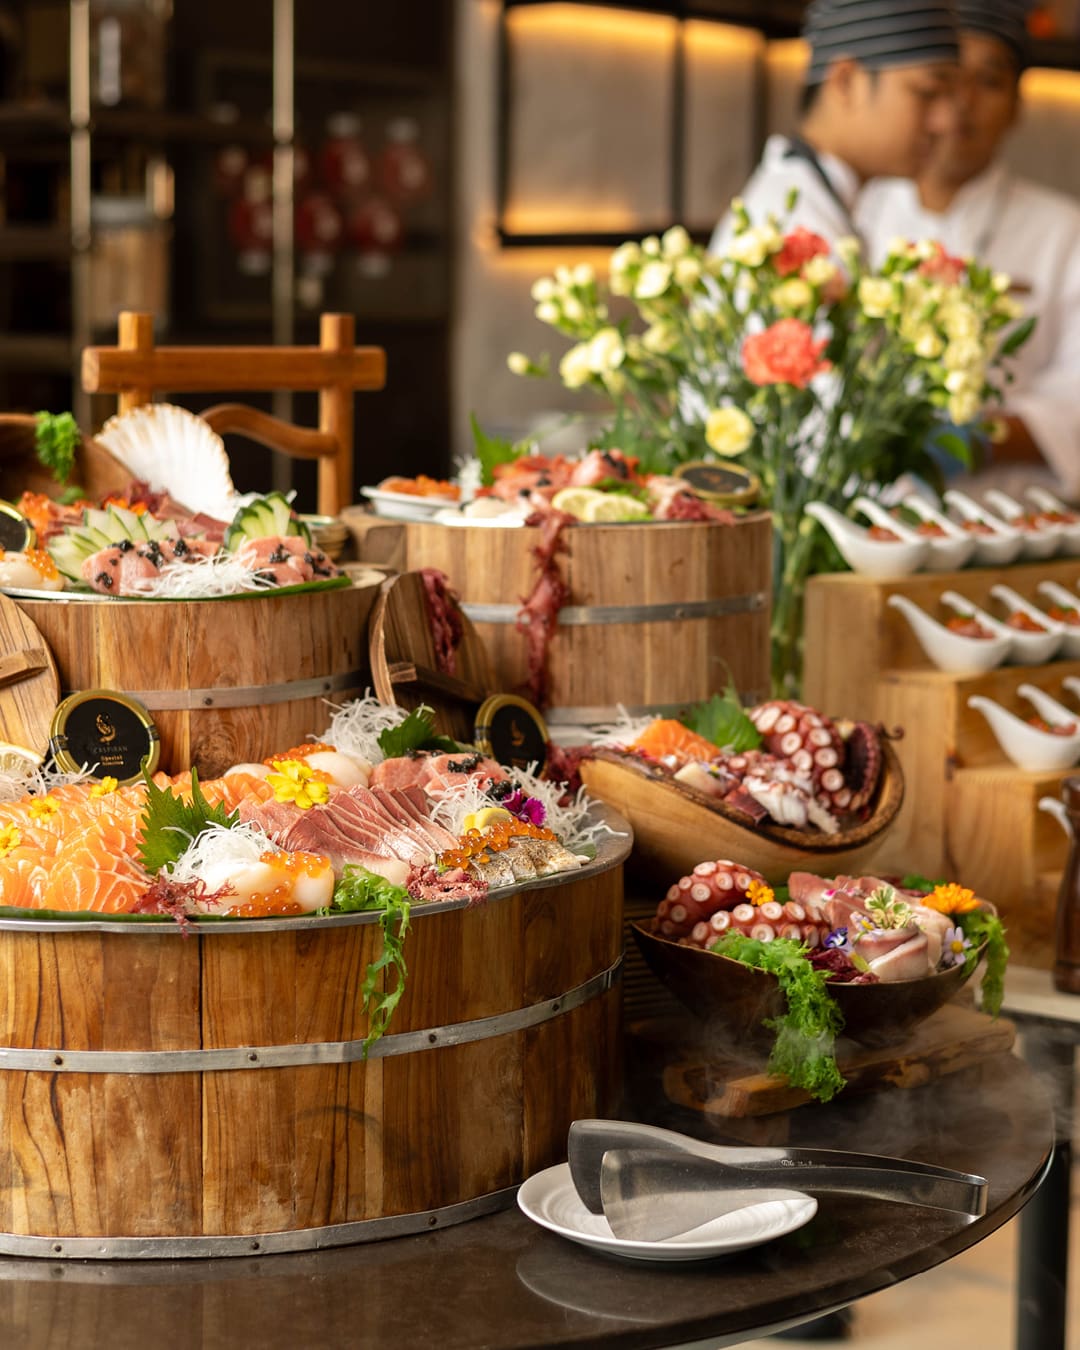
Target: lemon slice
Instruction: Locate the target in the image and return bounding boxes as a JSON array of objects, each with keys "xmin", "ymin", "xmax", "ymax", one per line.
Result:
[
  {"xmin": 582, "ymin": 493, "xmax": 651, "ymax": 523},
  {"xmin": 0, "ymin": 743, "xmax": 43, "ymax": 775},
  {"xmin": 462, "ymin": 806, "xmax": 514, "ymax": 833},
  {"xmin": 550, "ymin": 487, "xmax": 606, "ymax": 521}
]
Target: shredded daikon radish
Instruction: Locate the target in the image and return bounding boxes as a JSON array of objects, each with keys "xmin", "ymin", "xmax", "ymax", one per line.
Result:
[
  {"xmin": 319, "ymin": 693, "xmax": 408, "ymax": 765},
  {"xmin": 587, "ymin": 704, "xmax": 655, "ymax": 749},
  {"xmin": 170, "ymin": 822, "xmax": 280, "ymax": 884},
  {"xmin": 0, "ymin": 760, "xmax": 95, "ymax": 805},
  {"xmin": 129, "ymin": 553, "xmax": 277, "ymax": 599}
]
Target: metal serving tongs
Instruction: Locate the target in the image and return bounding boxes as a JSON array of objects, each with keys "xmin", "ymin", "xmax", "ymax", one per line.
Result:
[{"xmin": 568, "ymin": 1121, "xmax": 987, "ymax": 1241}]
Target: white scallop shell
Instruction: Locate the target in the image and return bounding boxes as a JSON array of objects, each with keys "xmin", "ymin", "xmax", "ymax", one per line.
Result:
[{"xmin": 96, "ymin": 403, "xmax": 237, "ymax": 520}]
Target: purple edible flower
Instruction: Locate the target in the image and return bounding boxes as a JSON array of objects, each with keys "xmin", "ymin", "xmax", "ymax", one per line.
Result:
[
  {"xmin": 517, "ymin": 795, "xmax": 547, "ymax": 827},
  {"xmin": 824, "ymin": 926, "xmax": 849, "ymax": 951}
]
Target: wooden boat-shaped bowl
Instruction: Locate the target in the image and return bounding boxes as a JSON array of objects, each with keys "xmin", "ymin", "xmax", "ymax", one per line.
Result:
[
  {"xmin": 631, "ymin": 915, "xmax": 990, "ymax": 1050},
  {"xmin": 579, "ymin": 739, "xmax": 904, "ymax": 886}
]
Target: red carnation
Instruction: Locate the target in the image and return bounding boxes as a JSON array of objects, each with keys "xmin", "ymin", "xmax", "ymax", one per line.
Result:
[
  {"xmin": 774, "ymin": 227, "xmax": 830, "ymax": 278},
  {"xmin": 917, "ymin": 241, "xmax": 966, "ymax": 285},
  {"xmin": 742, "ymin": 319, "xmax": 831, "ymax": 389}
]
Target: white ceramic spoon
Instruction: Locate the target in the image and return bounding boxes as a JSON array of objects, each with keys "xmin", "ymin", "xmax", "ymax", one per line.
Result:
[
  {"xmin": 938, "ymin": 588, "xmax": 1054, "ymax": 666},
  {"xmin": 900, "ymin": 495, "xmax": 977, "ymax": 571},
  {"xmin": 805, "ymin": 501, "xmax": 929, "ymax": 578},
  {"xmin": 1039, "ymin": 795, "xmax": 1073, "ymax": 839},
  {"xmin": 943, "ymin": 489, "xmax": 1024, "ymax": 566},
  {"xmin": 968, "ymin": 693, "xmax": 1080, "ymax": 772},
  {"xmin": 983, "ymin": 488, "xmax": 1064, "ymax": 561},
  {"xmin": 986, "ymin": 584, "xmax": 1065, "ymax": 665},
  {"xmin": 888, "ymin": 593, "xmax": 1011, "ymax": 674},
  {"xmin": 1036, "ymin": 582, "xmax": 1080, "ymax": 659},
  {"xmin": 1024, "ymin": 486, "xmax": 1080, "ymax": 557}
]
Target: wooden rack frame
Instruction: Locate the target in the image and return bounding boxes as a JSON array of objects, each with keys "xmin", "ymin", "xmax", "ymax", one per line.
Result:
[{"xmin": 81, "ymin": 311, "xmax": 386, "ymax": 517}]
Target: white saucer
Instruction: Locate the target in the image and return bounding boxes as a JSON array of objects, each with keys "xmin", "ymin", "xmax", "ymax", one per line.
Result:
[
  {"xmin": 360, "ymin": 486, "xmax": 458, "ymax": 520},
  {"xmin": 516, "ymin": 1163, "xmax": 817, "ymax": 1262}
]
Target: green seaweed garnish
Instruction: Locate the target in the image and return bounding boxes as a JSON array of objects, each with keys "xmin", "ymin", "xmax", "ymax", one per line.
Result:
[{"xmin": 34, "ymin": 411, "xmax": 80, "ymax": 484}]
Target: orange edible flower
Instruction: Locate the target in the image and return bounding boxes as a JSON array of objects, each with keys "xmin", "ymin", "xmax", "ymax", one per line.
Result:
[
  {"xmin": 923, "ymin": 882, "xmax": 980, "ymax": 914},
  {"xmin": 747, "ymin": 879, "xmax": 775, "ymax": 908}
]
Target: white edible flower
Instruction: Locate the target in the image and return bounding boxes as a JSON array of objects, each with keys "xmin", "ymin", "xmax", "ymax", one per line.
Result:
[
  {"xmin": 803, "ymin": 256, "xmax": 839, "ymax": 289},
  {"xmin": 535, "ymin": 301, "xmax": 560, "ymax": 324},
  {"xmin": 586, "ymin": 327, "xmax": 626, "ymax": 373},
  {"xmin": 772, "ymin": 277, "xmax": 813, "ymax": 312},
  {"xmin": 572, "ymin": 262, "xmax": 595, "ymax": 287},
  {"xmin": 559, "ymin": 342, "xmax": 593, "ymax": 389},
  {"xmin": 661, "ymin": 225, "xmax": 691, "ymax": 258},
  {"xmin": 507, "ymin": 351, "xmax": 530, "ymax": 375},
  {"xmin": 674, "ymin": 256, "xmax": 702, "ymax": 288},
  {"xmin": 704, "ymin": 407, "xmax": 754, "ymax": 457},
  {"xmin": 858, "ymin": 277, "xmax": 895, "ymax": 318},
  {"xmin": 641, "ymin": 235, "xmax": 662, "ymax": 257},
  {"xmin": 635, "ymin": 260, "xmax": 672, "ymax": 300},
  {"xmin": 530, "ymin": 277, "xmax": 556, "ymax": 302}
]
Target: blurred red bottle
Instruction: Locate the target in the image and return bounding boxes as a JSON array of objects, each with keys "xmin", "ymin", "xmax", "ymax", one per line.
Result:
[{"xmin": 379, "ymin": 117, "xmax": 432, "ymax": 206}]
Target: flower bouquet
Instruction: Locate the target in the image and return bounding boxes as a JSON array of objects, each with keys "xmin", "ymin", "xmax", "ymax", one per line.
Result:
[{"xmin": 505, "ymin": 208, "xmax": 1033, "ymax": 693}]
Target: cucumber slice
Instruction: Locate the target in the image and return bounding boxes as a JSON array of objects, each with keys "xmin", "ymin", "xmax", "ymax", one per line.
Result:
[{"xmin": 224, "ymin": 494, "xmax": 310, "ymax": 551}]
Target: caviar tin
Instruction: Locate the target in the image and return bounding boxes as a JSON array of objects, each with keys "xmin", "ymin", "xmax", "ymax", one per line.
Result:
[
  {"xmin": 676, "ymin": 460, "xmax": 760, "ymax": 508},
  {"xmin": 474, "ymin": 694, "xmax": 549, "ymax": 772},
  {"xmin": 0, "ymin": 500, "xmax": 35, "ymax": 553},
  {"xmin": 49, "ymin": 689, "xmax": 160, "ymax": 784}
]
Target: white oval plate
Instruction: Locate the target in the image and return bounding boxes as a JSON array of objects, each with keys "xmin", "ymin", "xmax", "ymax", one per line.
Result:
[
  {"xmin": 360, "ymin": 486, "xmax": 458, "ymax": 520},
  {"xmin": 517, "ymin": 1163, "xmax": 817, "ymax": 1262}
]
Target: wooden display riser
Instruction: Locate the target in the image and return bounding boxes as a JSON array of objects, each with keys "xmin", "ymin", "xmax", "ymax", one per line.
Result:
[
  {"xmin": 804, "ymin": 561, "xmax": 1080, "ymax": 969},
  {"xmin": 630, "ymin": 1004, "xmax": 1015, "ymax": 1120}
]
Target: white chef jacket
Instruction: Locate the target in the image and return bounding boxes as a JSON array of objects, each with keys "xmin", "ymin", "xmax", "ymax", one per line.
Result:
[
  {"xmin": 710, "ymin": 134, "xmax": 862, "ymax": 255},
  {"xmin": 858, "ymin": 165, "xmax": 1080, "ymax": 498}
]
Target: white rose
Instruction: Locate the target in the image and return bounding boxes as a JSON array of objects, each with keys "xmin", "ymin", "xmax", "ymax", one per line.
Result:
[
  {"xmin": 803, "ymin": 256, "xmax": 839, "ymax": 289},
  {"xmin": 587, "ymin": 327, "xmax": 626, "ymax": 372},
  {"xmin": 530, "ymin": 277, "xmax": 556, "ymax": 302},
  {"xmin": 727, "ymin": 225, "xmax": 781, "ymax": 269},
  {"xmin": 661, "ymin": 225, "xmax": 691, "ymax": 258},
  {"xmin": 559, "ymin": 342, "xmax": 593, "ymax": 389},
  {"xmin": 674, "ymin": 256, "xmax": 702, "ymax": 288},
  {"xmin": 572, "ymin": 262, "xmax": 595, "ymax": 287},
  {"xmin": 704, "ymin": 407, "xmax": 754, "ymax": 457},
  {"xmin": 562, "ymin": 296, "xmax": 585, "ymax": 322},
  {"xmin": 507, "ymin": 352, "xmax": 530, "ymax": 375},
  {"xmin": 635, "ymin": 260, "xmax": 672, "ymax": 300},
  {"xmin": 858, "ymin": 277, "xmax": 895, "ymax": 318},
  {"xmin": 609, "ymin": 242, "xmax": 641, "ymax": 275},
  {"xmin": 535, "ymin": 302, "xmax": 560, "ymax": 324},
  {"xmin": 773, "ymin": 278, "xmax": 813, "ymax": 312},
  {"xmin": 642, "ymin": 235, "xmax": 661, "ymax": 257},
  {"xmin": 555, "ymin": 265, "xmax": 574, "ymax": 287}
]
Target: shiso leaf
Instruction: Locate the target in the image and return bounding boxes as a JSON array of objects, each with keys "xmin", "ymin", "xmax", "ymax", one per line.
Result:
[
  {"xmin": 376, "ymin": 704, "xmax": 459, "ymax": 759},
  {"xmin": 136, "ymin": 760, "xmax": 238, "ymax": 876},
  {"xmin": 679, "ymin": 676, "xmax": 761, "ymax": 754}
]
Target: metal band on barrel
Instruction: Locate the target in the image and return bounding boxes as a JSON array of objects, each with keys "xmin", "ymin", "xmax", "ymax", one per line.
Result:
[
  {"xmin": 461, "ymin": 594, "xmax": 766, "ymax": 626},
  {"xmin": 0, "ymin": 1187, "xmax": 519, "ymax": 1260},
  {"xmin": 77, "ymin": 668, "xmax": 369, "ymax": 711},
  {"xmin": 0, "ymin": 958, "xmax": 621, "ymax": 1074}
]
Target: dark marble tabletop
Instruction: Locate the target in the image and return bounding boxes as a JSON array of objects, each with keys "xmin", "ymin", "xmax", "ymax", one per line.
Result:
[{"xmin": 0, "ymin": 1053, "xmax": 1051, "ymax": 1350}]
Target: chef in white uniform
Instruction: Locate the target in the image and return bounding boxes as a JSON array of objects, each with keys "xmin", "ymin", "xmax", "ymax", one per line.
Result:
[
  {"xmin": 711, "ymin": 0, "xmax": 959, "ymax": 253},
  {"xmin": 858, "ymin": 1, "xmax": 1080, "ymax": 498}
]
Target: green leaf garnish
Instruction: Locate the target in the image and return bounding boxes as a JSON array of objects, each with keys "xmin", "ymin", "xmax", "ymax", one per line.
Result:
[
  {"xmin": 136, "ymin": 762, "xmax": 238, "ymax": 875},
  {"xmin": 470, "ymin": 413, "xmax": 526, "ymax": 487},
  {"xmin": 377, "ymin": 705, "xmax": 459, "ymax": 759},
  {"xmin": 959, "ymin": 909, "xmax": 1009, "ymax": 1017},
  {"xmin": 329, "ymin": 865, "xmax": 412, "ymax": 1052},
  {"xmin": 900, "ymin": 873, "xmax": 946, "ymax": 893},
  {"xmin": 711, "ymin": 932, "xmax": 846, "ymax": 1102},
  {"xmin": 34, "ymin": 411, "xmax": 80, "ymax": 484},
  {"xmin": 679, "ymin": 678, "xmax": 761, "ymax": 753}
]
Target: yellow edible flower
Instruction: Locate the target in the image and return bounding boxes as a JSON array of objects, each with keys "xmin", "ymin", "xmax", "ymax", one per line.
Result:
[
  {"xmin": 747, "ymin": 879, "xmax": 775, "ymax": 908},
  {"xmin": 267, "ymin": 759, "xmax": 330, "ymax": 810},
  {"xmin": 0, "ymin": 824, "xmax": 21, "ymax": 856},
  {"xmin": 28, "ymin": 797, "xmax": 59, "ymax": 821},
  {"xmin": 924, "ymin": 882, "xmax": 980, "ymax": 915},
  {"xmin": 89, "ymin": 776, "xmax": 119, "ymax": 798}
]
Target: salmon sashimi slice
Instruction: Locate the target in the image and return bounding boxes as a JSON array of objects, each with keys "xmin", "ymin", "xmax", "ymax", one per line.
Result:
[
  {"xmin": 42, "ymin": 818, "xmax": 151, "ymax": 913},
  {"xmin": 630, "ymin": 718, "xmax": 721, "ymax": 767},
  {"xmin": 0, "ymin": 851, "xmax": 52, "ymax": 908}
]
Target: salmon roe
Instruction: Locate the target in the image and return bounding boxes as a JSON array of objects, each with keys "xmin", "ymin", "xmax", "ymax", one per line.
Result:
[
  {"xmin": 26, "ymin": 548, "xmax": 59, "ymax": 580},
  {"xmin": 438, "ymin": 819, "xmax": 557, "ymax": 871},
  {"xmin": 259, "ymin": 849, "xmax": 329, "ymax": 876},
  {"xmin": 264, "ymin": 742, "xmax": 335, "ymax": 767}
]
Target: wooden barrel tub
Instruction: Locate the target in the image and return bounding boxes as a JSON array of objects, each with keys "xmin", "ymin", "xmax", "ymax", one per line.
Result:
[
  {"xmin": 14, "ymin": 576, "xmax": 383, "ymax": 778},
  {"xmin": 356, "ymin": 515, "xmax": 772, "ymax": 725},
  {"xmin": 0, "ymin": 821, "xmax": 628, "ymax": 1258}
]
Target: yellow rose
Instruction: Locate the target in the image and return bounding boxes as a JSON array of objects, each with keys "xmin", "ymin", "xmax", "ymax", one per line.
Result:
[
  {"xmin": 773, "ymin": 278, "xmax": 814, "ymax": 312},
  {"xmin": 704, "ymin": 407, "xmax": 754, "ymax": 457},
  {"xmin": 858, "ymin": 277, "xmax": 895, "ymax": 318}
]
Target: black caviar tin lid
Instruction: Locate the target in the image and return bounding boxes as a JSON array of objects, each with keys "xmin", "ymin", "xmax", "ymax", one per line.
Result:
[
  {"xmin": 49, "ymin": 689, "xmax": 160, "ymax": 785},
  {"xmin": 474, "ymin": 694, "xmax": 549, "ymax": 773}
]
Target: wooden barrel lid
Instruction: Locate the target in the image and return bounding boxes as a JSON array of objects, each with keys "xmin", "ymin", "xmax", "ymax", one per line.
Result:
[
  {"xmin": 369, "ymin": 570, "xmax": 492, "ymax": 744},
  {"xmin": 0, "ymin": 593, "xmax": 61, "ymax": 760}
]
